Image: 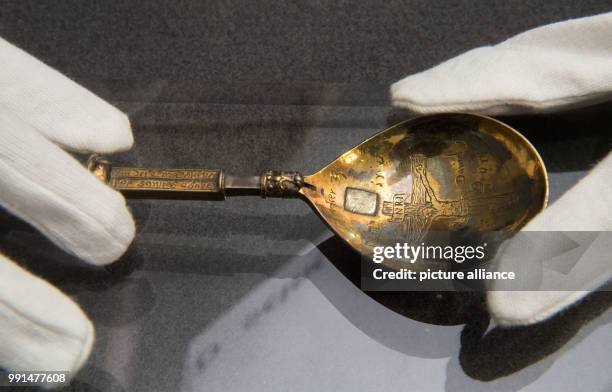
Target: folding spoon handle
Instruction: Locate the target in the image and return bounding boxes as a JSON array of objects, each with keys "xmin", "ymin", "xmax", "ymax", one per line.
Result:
[{"xmin": 87, "ymin": 155, "xmax": 305, "ymax": 200}]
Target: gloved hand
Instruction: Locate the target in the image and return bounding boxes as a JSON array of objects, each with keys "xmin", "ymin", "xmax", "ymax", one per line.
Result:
[
  {"xmin": 391, "ymin": 12, "xmax": 612, "ymax": 326},
  {"xmin": 0, "ymin": 38, "xmax": 135, "ymax": 375}
]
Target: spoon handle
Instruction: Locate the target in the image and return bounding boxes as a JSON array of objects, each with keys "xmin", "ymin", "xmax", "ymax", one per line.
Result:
[{"xmin": 87, "ymin": 155, "xmax": 304, "ymax": 200}]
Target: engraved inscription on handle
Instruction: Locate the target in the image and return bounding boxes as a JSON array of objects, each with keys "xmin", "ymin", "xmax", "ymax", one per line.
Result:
[
  {"xmin": 109, "ymin": 167, "xmax": 221, "ymax": 192},
  {"xmin": 88, "ymin": 155, "xmax": 224, "ymax": 198}
]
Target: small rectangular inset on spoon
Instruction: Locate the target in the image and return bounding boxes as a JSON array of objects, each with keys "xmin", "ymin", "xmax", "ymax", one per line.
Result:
[{"xmin": 344, "ymin": 187, "xmax": 379, "ymax": 216}]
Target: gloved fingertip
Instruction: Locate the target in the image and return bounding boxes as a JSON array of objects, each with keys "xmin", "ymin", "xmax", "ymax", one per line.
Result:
[
  {"xmin": 78, "ymin": 192, "xmax": 136, "ymax": 266},
  {"xmin": 99, "ymin": 110, "xmax": 133, "ymax": 153},
  {"xmin": 70, "ymin": 316, "xmax": 95, "ymax": 375},
  {"xmin": 76, "ymin": 109, "xmax": 134, "ymax": 154},
  {"xmin": 0, "ymin": 254, "xmax": 96, "ymax": 375},
  {"xmin": 487, "ymin": 291, "xmax": 536, "ymax": 326},
  {"xmin": 389, "ymin": 73, "xmax": 453, "ymax": 114},
  {"xmin": 486, "ymin": 290, "xmax": 589, "ymax": 327}
]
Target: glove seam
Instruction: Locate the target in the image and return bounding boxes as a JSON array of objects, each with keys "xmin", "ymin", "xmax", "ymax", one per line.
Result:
[
  {"xmin": 392, "ymin": 89, "xmax": 612, "ymax": 111},
  {"xmin": 0, "ymin": 298, "xmax": 86, "ymax": 344}
]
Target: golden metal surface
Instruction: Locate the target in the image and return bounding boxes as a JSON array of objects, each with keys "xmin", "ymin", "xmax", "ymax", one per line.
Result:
[
  {"xmin": 260, "ymin": 170, "xmax": 304, "ymax": 198},
  {"xmin": 299, "ymin": 113, "xmax": 547, "ymax": 271},
  {"xmin": 88, "ymin": 155, "xmax": 224, "ymax": 199},
  {"xmin": 89, "ymin": 113, "xmax": 548, "ymax": 270},
  {"xmin": 108, "ymin": 167, "xmax": 221, "ymax": 192}
]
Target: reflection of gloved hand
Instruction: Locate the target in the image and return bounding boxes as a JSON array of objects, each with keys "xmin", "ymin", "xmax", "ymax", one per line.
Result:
[
  {"xmin": 391, "ymin": 12, "xmax": 612, "ymax": 326},
  {"xmin": 0, "ymin": 38, "xmax": 134, "ymax": 375}
]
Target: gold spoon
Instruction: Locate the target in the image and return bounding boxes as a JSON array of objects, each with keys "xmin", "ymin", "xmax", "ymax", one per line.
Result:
[{"xmin": 89, "ymin": 113, "xmax": 547, "ymax": 271}]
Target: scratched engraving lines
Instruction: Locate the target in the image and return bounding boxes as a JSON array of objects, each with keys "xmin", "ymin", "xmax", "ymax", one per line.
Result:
[
  {"xmin": 110, "ymin": 168, "xmax": 219, "ymax": 192},
  {"xmin": 383, "ymin": 154, "xmax": 517, "ymax": 244}
]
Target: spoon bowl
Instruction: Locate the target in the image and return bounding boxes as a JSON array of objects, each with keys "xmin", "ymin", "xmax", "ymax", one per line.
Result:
[{"xmin": 300, "ymin": 113, "xmax": 547, "ymax": 271}]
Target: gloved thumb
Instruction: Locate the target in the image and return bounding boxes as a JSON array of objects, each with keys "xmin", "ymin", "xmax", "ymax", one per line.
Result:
[
  {"xmin": 391, "ymin": 12, "xmax": 612, "ymax": 115},
  {"xmin": 0, "ymin": 252, "xmax": 93, "ymax": 378}
]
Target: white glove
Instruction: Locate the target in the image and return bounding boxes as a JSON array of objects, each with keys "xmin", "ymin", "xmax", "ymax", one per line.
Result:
[
  {"xmin": 391, "ymin": 12, "xmax": 612, "ymax": 326},
  {"xmin": 0, "ymin": 38, "xmax": 135, "ymax": 375}
]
